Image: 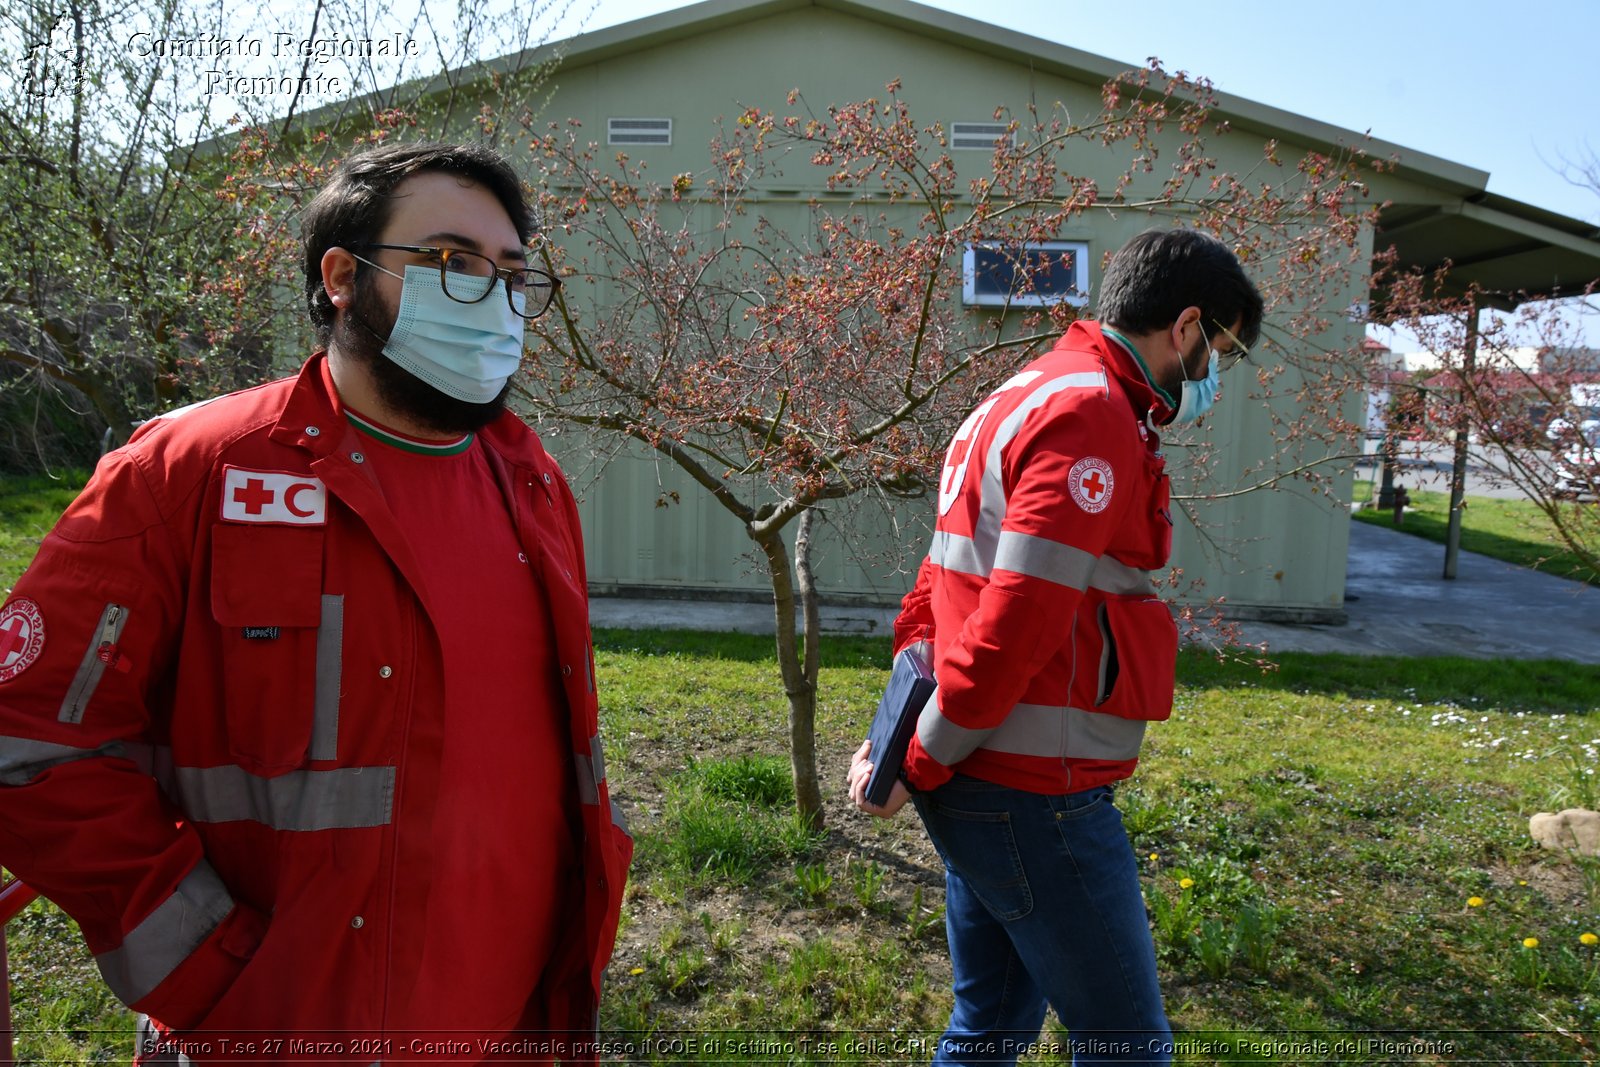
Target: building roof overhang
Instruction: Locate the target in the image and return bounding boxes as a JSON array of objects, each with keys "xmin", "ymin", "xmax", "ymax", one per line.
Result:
[
  {"xmin": 280, "ymin": 0, "xmax": 1600, "ymax": 311},
  {"xmin": 537, "ymin": 0, "xmax": 1600, "ymax": 310},
  {"xmin": 1374, "ymin": 193, "xmax": 1600, "ymax": 311}
]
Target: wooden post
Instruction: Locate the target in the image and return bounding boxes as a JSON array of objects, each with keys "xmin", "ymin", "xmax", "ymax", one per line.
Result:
[
  {"xmin": 1377, "ymin": 429, "xmax": 1397, "ymax": 509},
  {"xmin": 1443, "ymin": 300, "xmax": 1478, "ymax": 579},
  {"xmin": 1, "ymin": 921, "xmax": 12, "ymax": 1067},
  {"xmin": 1, "ymin": 879, "xmax": 39, "ymax": 1067}
]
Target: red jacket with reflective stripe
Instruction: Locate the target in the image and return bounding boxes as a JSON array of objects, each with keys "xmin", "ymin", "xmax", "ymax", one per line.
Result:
[
  {"xmin": 0, "ymin": 355, "xmax": 631, "ymax": 1061},
  {"xmin": 896, "ymin": 322, "xmax": 1180, "ymax": 795}
]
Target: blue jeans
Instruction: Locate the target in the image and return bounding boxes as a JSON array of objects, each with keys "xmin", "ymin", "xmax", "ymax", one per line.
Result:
[{"xmin": 913, "ymin": 777, "xmax": 1171, "ymax": 1066}]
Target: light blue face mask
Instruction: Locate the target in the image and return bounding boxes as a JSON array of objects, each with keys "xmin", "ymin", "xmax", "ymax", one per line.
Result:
[
  {"xmin": 362, "ymin": 262, "xmax": 527, "ymax": 404},
  {"xmin": 1172, "ymin": 326, "xmax": 1221, "ymax": 423}
]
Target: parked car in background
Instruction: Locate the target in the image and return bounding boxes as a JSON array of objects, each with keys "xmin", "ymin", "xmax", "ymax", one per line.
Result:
[{"xmin": 1552, "ymin": 416, "xmax": 1600, "ymax": 500}]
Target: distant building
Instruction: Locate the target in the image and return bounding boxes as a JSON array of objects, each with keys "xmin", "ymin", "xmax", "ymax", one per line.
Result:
[
  {"xmin": 333, "ymin": 0, "xmax": 1600, "ymax": 622},
  {"xmin": 1542, "ymin": 347, "xmax": 1600, "ymax": 375}
]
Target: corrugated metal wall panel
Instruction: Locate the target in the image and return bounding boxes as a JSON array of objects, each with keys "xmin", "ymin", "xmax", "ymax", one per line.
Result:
[
  {"xmin": 519, "ymin": 5, "xmax": 1419, "ymax": 622},
  {"xmin": 559, "ymin": 438, "xmax": 932, "ymax": 604}
]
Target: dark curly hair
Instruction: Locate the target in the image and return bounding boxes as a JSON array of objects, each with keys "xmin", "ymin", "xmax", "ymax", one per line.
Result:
[
  {"xmin": 1098, "ymin": 229, "xmax": 1263, "ymax": 350},
  {"xmin": 300, "ymin": 141, "xmax": 535, "ymax": 344}
]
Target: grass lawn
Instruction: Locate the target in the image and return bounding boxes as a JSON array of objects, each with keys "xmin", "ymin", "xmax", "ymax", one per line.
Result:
[
  {"xmin": 3, "ymin": 476, "xmax": 1600, "ymax": 1064},
  {"xmin": 0, "ymin": 470, "xmax": 90, "ymax": 593},
  {"xmin": 7, "ymin": 627, "xmax": 1599, "ymax": 1064},
  {"xmin": 1351, "ymin": 478, "xmax": 1600, "ymax": 586},
  {"xmin": 600, "ymin": 637, "xmax": 1600, "ymax": 1066}
]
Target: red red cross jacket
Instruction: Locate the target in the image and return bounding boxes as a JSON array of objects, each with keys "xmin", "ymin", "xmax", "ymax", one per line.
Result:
[
  {"xmin": 0, "ymin": 355, "xmax": 632, "ymax": 1062},
  {"xmin": 896, "ymin": 321, "xmax": 1181, "ymax": 795}
]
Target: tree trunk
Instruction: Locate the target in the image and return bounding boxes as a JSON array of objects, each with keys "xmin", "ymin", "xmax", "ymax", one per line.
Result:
[
  {"xmin": 1443, "ymin": 301, "xmax": 1478, "ymax": 580},
  {"xmin": 793, "ymin": 508, "xmax": 823, "ymax": 824},
  {"xmin": 753, "ymin": 515, "xmax": 824, "ymax": 831}
]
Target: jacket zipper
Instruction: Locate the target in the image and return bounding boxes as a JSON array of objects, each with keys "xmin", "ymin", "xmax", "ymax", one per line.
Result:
[
  {"xmin": 1094, "ymin": 601, "xmax": 1116, "ymax": 706},
  {"xmin": 58, "ymin": 603, "xmax": 129, "ymax": 724},
  {"xmin": 379, "ymin": 599, "xmax": 422, "ymax": 1041}
]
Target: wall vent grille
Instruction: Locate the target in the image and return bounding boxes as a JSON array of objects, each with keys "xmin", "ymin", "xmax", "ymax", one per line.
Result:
[
  {"xmin": 608, "ymin": 118, "xmax": 672, "ymax": 145},
  {"xmin": 951, "ymin": 122, "xmax": 1014, "ymax": 151}
]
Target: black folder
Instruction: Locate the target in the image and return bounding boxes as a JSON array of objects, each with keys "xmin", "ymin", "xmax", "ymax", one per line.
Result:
[{"xmin": 863, "ymin": 648, "xmax": 937, "ymax": 806}]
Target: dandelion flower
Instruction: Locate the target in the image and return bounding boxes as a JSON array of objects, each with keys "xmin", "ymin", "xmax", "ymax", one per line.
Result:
[
  {"xmin": 629, "ymin": 967, "xmax": 645, "ymax": 975},
  {"xmin": 1179, "ymin": 877, "xmax": 1194, "ymax": 890},
  {"xmin": 1522, "ymin": 937, "xmax": 1539, "ymax": 949},
  {"xmin": 1148, "ymin": 852, "xmax": 1158, "ymax": 861},
  {"xmin": 1581, "ymin": 933, "xmax": 1599, "ymax": 947},
  {"xmin": 1466, "ymin": 896, "xmax": 1484, "ymax": 907}
]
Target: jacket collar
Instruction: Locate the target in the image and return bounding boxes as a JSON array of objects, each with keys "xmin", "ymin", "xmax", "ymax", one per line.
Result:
[
  {"xmin": 269, "ymin": 351, "xmax": 543, "ymax": 468},
  {"xmin": 267, "ymin": 352, "xmax": 345, "ymax": 458},
  {"xmin": 1071, "ymin": 321, "xmax": 1178, "ymax": 424}
]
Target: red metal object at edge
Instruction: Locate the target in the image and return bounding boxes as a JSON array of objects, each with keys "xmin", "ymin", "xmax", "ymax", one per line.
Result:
[{"xmin": 2, "ymin": 877, "xmax": 41, "ymax": 1067}]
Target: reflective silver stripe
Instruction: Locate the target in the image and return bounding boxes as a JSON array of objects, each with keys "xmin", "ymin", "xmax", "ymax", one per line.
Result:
[
  {"xmin": 122, "ymin": 740, "xmax": 176, "ymax": 797},
  {"xmin": 916, "ymin": 698, "xmax": 1149, "ymax": 766},
  {"xmin": 986, "ymin": 703, "xmax": 1148, "ymax": 761},
  {"xmin": 0, "ymin": 735, "xmax": 124, "ymax": 785},
  {"xmin": 310, "ymin": 595, "xmax": 344, "ymax": 761},
  {"xmin": 96, "ymin": 861, "xmax": 233, "ymax": 1006},
  {"xmin": 977, "ymin": 370, "xmax": 1109, "ymax": 553},
  {"xmin": 610, "ymin": 798, "xmax": 630, "ymax": 836},
  {"xmin": 135, "ymin": 1014, "xmax": 193, "ymax": 1066},
  {"xmin": 574, "ymin": 753, "xmax": 598, "ymax": 805},
  {"xmin": 915, "ymin": 688, "xmax": 994, "ymax": 767},
  {"xmin": 1089, "ymin": 555, "xmax": 1157, "ymax": 596},
  {"xmin": 993, "ymin": 530, "xmax": 1095, "ymax": 589},
  {"xmin": 59, "ymin": 602, "xmax": 129, "ymax": 724},
  {"xmin": 574, "ymin": 734, "xmax": 605, "ymax": 806},
  {"xmin": 172, "ymin": 765, "xmax": 395, "ymax": 831},
  {"xmin": 928, "ymin": 530, "xmax": 988, "ymax": 578}
]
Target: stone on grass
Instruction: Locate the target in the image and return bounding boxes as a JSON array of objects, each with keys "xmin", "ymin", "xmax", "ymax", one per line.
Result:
[{"xmin": 1530, "ymin": 809, "xmax": 1600, "ymax": 856}]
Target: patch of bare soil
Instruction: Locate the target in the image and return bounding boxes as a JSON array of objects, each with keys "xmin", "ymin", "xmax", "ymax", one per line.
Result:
[
  {"xmin": 607, "ymin": 734, "xmax": 954, "ymax": 1027},
  {"xmin": 1491, "ymin": 856, "xmax": 1596, "ymax": 912}
]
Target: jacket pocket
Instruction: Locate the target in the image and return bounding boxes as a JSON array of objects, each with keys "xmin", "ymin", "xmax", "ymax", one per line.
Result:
[
  {"xmin": 58, "ymin": 601, "xmax": 131, "ymax": 724},
  {"xmin": 1150, "ymin": 467, "xmax": 1173, "ymax": 563},
  {"xmin": 210, "ymin": 525, "xmax": 324, "ymax": 776},
  {"xmin": 1093, "ymin": 595, "xmax": 1178, "ymax": 721},
  {"xmin": 1117, "ymin": 464, "xmax": 1173, "ymax": 570}
]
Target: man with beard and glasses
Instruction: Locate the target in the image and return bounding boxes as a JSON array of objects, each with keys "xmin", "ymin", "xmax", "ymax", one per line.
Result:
[
  {"xmin": 0, "ymin": 142, "xmax": 631, "ymax": 1064},
  {"xmin": 848, "ymin": 229, "xmax": 1262, "ymax": 1066}
]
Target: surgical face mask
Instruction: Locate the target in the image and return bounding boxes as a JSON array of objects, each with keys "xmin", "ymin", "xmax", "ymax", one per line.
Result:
[
  {"xmin": 1172, "ymin": 326, "xmax": 1221, "ymax": 423},
  {"xmin": 360, "ymin": 261, "xmax": 527, "ymax": 404}
]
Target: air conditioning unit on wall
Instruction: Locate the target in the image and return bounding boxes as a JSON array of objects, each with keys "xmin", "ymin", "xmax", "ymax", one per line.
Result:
[{"xmin": 962, "ymin": 241, "xmax": 1089, "ymax": 308}]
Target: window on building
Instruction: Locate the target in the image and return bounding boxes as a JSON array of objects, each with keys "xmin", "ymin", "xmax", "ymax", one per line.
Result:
[
  {"xmin": 962, "ymin": 241, "xmax": 1089, "ymax": 308},
  {"xmin": 608, "ymin": 118, "xmax": 672, "ymax": 146},
  {"xmin": 950, "ymin": 122, "xmax": 1015, "ymax": 151}
]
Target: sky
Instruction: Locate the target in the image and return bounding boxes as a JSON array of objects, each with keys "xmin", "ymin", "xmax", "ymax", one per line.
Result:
[
  {"xmin": 561, "ymin": 0, "xmax": 1600, "ymax": 224},
  {"xmin": 551, "ymin": 0, "xmax": 1600, "ymax": 348},
  {"xmin": 169, "ymin": 0, "xmax": 1596, "ymax": 348}
]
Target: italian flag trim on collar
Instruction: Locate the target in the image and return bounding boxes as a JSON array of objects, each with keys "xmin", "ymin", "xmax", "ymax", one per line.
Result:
[
  {"xmin": 1101, "ymin": 327, "xmax": 1177, "ymax": 410},
  {"xmin": 343, "ymin": 410, "xmax": 474, "ymax": 456}
]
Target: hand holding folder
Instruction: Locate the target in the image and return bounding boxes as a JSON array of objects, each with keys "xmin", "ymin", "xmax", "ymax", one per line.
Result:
[{"xmin": 859, "ymin": 647, "xmax": 937, "ymax": 808}]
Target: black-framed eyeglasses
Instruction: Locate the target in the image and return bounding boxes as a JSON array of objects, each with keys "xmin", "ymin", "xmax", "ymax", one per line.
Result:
[
  {"xmin": 356, "ymin": 243, "xmax": 560, "ymax": 319},
  {"xmin": 1209, "ymin": 320, "xmax": 1252, "ymax": 371}
]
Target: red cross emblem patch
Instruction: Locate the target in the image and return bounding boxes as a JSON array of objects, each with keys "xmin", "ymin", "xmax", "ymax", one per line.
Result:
[
  {"xmin": 0, "ymin": 598, "xmax": 46, "ymax": 682},
  {"xmin": 1068, "ymin": 456, "xmax": 1115, "ymax": 514},
  {"xmin": 220, "ymin": 467, "xmax": 327, "ymax": 526}
]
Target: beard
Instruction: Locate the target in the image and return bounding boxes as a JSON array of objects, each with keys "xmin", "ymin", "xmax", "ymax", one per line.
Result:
[
  {"xmin": 334, "ymin": 278, "xmax": 512, "ymax": 436},
  {"xmin": 1169, "ymin": 335, "xmax": 1211, "ymax": 396}
]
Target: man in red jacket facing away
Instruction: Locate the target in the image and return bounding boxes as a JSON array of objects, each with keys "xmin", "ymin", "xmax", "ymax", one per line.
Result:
[
  {"xmin": 0, "ymin": 142, "xmax": 631, "ymax": 1063},
  {"xmin": 849, "ymin": 229, "xmax": 1262, "ymax": 1066}
]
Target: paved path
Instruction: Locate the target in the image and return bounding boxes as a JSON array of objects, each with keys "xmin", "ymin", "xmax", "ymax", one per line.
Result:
[
  {"xmin": 590, "ymin": 519, "xmax": 1600, "ymax": 663},
  {"xmin": 1236, "ymin": 520, "xmax": 1599, "ymax": 662}
]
